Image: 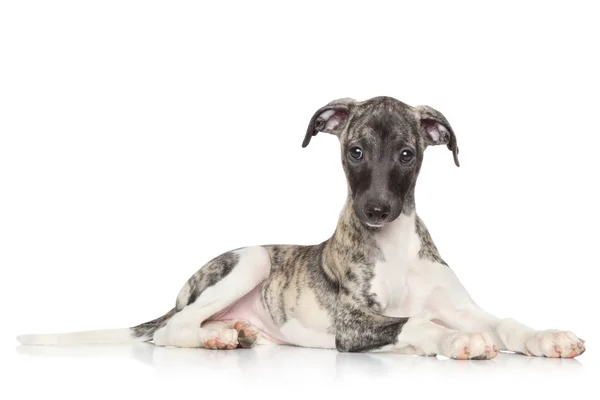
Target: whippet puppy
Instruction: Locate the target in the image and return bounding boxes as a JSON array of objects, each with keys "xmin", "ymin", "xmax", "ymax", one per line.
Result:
[{"xmin": 18, "ymin": 96, "xmax": 586, "ymax": 359}]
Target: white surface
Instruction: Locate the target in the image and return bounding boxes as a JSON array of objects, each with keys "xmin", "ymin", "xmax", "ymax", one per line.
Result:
[
  {"xmin": 1, "ymin": 1, "xmax": 599, "ymax": 399},
  {"xmin": 13, "ymin": 344, "xmax": 597, "ymax": 399}
]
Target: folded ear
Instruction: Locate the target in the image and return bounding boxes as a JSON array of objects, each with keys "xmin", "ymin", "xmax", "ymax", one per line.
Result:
[
  {"xmin": 415, "ymin": 105, "xmax": 460, "ymax": 167},
  {"xmin": 302, "ymin": 98, "xmax": 355, "ymax": 148}
]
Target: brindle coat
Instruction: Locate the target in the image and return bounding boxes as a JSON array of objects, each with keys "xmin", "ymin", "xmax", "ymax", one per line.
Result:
[
  {"xmin": 20, "ymin": 96, "xmax": 586, "ymax": 360},
  {"xmin": 135, "ymin": 96, "xmax": 458, "ymax": 351}
]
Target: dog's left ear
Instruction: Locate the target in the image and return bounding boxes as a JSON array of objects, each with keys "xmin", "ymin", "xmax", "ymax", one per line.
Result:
[
  {"xmin": 415, "ymin": 105, "xmax": 460, "ymax": 167},
  {"xmin": 302, "ymin": 98, "xmax": 355, "ymax": 148}
]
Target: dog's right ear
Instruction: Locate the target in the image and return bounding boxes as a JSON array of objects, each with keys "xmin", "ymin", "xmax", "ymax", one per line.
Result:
[
  {"xmin": 302, "ymin": 98, "xmax": 355, "ymax": 148},
  {"xmin": 415, "ymin": 105, "xmax": 460, "ymax": 167}
]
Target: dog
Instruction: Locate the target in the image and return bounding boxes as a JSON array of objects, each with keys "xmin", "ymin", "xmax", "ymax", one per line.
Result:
[{"xmin": 18, "ymin": 96, "xmax": 585, "ymax": 359}]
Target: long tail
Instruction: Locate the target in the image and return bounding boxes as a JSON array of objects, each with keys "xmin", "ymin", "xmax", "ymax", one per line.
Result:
[{"xmin": 16, "ymin": 308, "xmax": 177, "ymax": 345}]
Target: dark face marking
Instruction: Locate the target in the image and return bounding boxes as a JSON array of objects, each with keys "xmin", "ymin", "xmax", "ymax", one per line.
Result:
[
  {"xmin": 304, "ymin": 96, "xmax": 458, "ymax": 229},
  {"xmin": 340, "ymin": 99, "xmax": 424, "ymax": 227}
]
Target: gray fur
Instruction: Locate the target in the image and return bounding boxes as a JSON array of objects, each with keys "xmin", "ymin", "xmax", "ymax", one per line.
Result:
[
  {"xmin": 177, "ymin": 251, "xmax": 240, "ymax": 310},
  {"xmin": 304, "ymin": 97, "xmax": 458, "ymax": 226},
  {"xmin": 415, "ymin": 216, "xmax": 448, "ymax": 266}
]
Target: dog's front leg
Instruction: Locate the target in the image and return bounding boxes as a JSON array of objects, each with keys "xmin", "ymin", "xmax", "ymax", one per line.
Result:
[
  {"xmin": 427, "ymin": 269, "xmax": 586, "ymax": 358},
  {"xmin": 439, "ymin": 306, "xmax": 586, "ymax": 358},
  {"xmin": 335, "ymin": 289, "xmax": 497, "ymax": 359}
]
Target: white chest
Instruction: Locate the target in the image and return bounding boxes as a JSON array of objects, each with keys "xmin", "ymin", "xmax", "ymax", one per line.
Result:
[{"xmin": 369, "ymin": 213, "xmax": 433, "ymax": 317}]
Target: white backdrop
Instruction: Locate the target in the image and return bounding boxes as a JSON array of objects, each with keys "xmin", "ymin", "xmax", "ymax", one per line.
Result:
[{"xmin": 1, "ymin": 1, "xmax": 599, "ymax": 399}]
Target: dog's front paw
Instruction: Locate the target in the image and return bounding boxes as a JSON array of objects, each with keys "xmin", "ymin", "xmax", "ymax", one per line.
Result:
[
  {"xmin": 439, "ymin": 332, "xmax": 498, "ymax": 360},
  {"xmin": 522, "ymin": 330, "xmax": 585, "ymax": 358}
]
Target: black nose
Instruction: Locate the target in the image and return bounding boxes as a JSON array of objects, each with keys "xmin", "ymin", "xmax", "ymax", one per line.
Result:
[{"xmin": 364, "ymin": 202, "xmax": 391, "ymax": 223}]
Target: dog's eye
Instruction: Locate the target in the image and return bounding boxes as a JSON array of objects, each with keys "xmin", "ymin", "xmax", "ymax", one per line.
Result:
[
  {"xmin": 399, "ymin": 150, "xmax": 414, "ymax": 163},
  {"xmin": 349, "ymin": 147, "xmax": 363, "ymax": 160}
]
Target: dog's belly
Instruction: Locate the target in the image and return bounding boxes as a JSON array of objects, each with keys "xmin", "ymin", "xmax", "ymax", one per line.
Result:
[
  {"xmin": 207, "ymin": 286, "xmax": 288, "ymax": 345},
  {"xmin": 208, "ymin": 285, "xmax": 336, "ymax": 348}
]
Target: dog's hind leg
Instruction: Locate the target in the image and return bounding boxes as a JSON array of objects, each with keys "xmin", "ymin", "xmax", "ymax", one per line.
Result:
[{"xmin": 151, "ymin": 246, "xmax": 271, "ymax": 349}]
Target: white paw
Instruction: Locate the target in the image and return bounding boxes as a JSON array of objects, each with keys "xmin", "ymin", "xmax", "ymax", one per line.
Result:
[
  {"xmin": 439, "ymin": 332, "xmax": 498, "ymax": 360},
  {"xmin": 202, "ymin": 319, "xmax": 261, "ymax": 349},
  {"xmin": 522, "ymin": 330, "xmax": 585, "ymax": 358},
  {"xmin": 204, "ymin": 328, "xmax": 239, "ymax": 350},
  {"xmin": 153, "ymin": 325, "xmax": 239, "ymax": 349}
]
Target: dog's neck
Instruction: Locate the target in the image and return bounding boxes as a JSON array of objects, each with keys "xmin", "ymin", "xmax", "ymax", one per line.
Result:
[{"xmin": 330, "ymin": 195, "xmax": 418, "ymax": 257}]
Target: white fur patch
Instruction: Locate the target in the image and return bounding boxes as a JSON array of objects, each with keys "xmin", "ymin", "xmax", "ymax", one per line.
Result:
[
  {"xmin": 280, "ymin": 318, "xmax": 335, "ymax": 348},
  {"xmin": 368, "ymin": 213, "xmax": 417, "ymax": 313},
  {"xmin": 396, "ymin": 316, "xmax": 496, "ymax": 359}
]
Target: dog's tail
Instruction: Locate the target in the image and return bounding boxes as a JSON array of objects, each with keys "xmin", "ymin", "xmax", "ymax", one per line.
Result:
[{"xmin": 16, "ymin": 308, "xmax": 177, "ymax": 345}]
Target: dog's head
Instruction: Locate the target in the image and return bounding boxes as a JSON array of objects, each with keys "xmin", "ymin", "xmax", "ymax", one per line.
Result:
[{"xmin": 303, "ymin": 96, "xmax": 459, "ymax": 228}]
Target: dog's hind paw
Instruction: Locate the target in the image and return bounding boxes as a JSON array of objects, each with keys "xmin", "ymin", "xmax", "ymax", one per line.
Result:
[
  {"xmin": 204, "ymin": 329, "xmax": 239, "ymax": 350},
  {"xmin": 232, "ymin": 320, "xmax": 260, "ymax": 349},
  {"xmin": 202, "ymin": 319, "xmax": 261, "ymax": 349}
]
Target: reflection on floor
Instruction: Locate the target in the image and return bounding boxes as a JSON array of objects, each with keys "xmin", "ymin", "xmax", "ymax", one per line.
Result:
[{"xmin": 16, "ymin": 341, "xmax": 583, "ymax": 379}]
